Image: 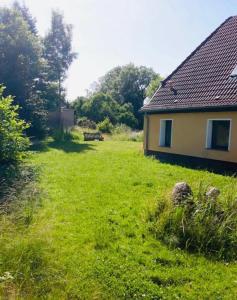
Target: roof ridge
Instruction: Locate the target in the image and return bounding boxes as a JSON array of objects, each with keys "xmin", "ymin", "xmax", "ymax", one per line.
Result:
[{"xmin": 161, "ymin": 16, "xmax": 233, "ymax": 87}]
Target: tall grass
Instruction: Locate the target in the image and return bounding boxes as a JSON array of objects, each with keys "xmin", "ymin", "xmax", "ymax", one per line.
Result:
[
  {"xmin": 0, "ymin": 163, "xmax": 46, "ymax": 297},
  {"xmin": 154, "ymin": 182, "xmax": 237, "ymax": 260},
  {"xmin": 110, "ymin": 124, "xmax": 143, "ymax": 142}
]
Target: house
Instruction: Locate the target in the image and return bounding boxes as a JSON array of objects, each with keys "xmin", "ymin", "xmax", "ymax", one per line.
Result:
[{"xmin": 141, "ymin": 16, "xmax": 237, "ymax": 170}]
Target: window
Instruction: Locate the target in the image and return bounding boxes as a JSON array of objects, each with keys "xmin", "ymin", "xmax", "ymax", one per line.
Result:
[
  {"xmin": 159, "ymin": 120, "xmax": 172, "ymax": 147},
  {"xmin": 206, "ymin": 120, "xmax": 231, "ymax": 151},
  {"xmin": 230, "ymin": 65, "xmax": 237, "ymax": 78}
]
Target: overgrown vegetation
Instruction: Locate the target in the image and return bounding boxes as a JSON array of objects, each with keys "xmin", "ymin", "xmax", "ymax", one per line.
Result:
[
  {"xmin": 0, "ymin": 86, "xmax": 29, "ymax": 163},
  {"xmin": 0, "ymin": 162, "xmax": 45, "ymax": 298},
  {"xmin": 154, "ymin": 182, "xmax": 237, "ymax": 260},
  {"xmin": 110, "ymin": 124, "xmax": 143, "ymax": 142}
]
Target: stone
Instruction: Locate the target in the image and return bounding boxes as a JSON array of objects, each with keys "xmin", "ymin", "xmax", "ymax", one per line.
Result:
[
  {"xmin": 172, "ymin": 182, "xmax": 192, "ymax": 205},
  {"xmin": 206, "ymin": 187, "xmax": 220, "ymax": 200}
]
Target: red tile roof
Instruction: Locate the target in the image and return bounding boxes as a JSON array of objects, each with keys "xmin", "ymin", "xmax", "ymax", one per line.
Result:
[{"xmin": 141, "ymin": 16, "xmax": 237, "ymax": 113}]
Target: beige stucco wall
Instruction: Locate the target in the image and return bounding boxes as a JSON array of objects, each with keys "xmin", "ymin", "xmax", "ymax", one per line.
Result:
[{"xmin": 144, "ymin": 111, "xmax": 237, "ymax": 163}]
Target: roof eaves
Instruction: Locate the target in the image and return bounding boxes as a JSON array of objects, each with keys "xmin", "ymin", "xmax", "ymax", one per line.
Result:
[{"xmin": 140, "ymin": 104, "xmax": 237, "ymax": 114}]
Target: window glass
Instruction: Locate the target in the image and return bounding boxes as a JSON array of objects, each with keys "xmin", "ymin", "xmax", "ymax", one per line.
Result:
[
  {"xmin": 165, "ymin": 120, "xmax": 172, "ymax": 147},
  {"xmin": 160, "ymin": 120, "xmax": 172, "ymax": 147},
  {"xmin": 211, "ymin": 120, "xmax": 230, "ymax": 150},
  {"xmin": 230, "ymin": 65, "xmax": 237, "ymax": 77}
]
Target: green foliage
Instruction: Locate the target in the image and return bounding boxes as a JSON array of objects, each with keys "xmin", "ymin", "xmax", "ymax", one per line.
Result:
[
  {"xmin": 71, "ymin": 96, "xmax": 87, "ymax": 118},
  {"xmin": 146, "ymin": 74, "xmax": 163, "ymax": 98},
  {"xmin": 77, "ymin": 117, "xmax": 97, "ymax": 129},
  {"xmin": 117, "ymin": 103, "xmax": 138, "ymax": 128},
  {"xmin": 44, "ymin": 10, "xmax": 77, "ymax": 102},
  {"xmin": 0, "ymin": 6, "xmax": 48, "ymax": 138},
  {"xmin": 24, "ymin": 96, "xmax": 48, "ymax": 138},
  {"xmin": 74, "ymin": 64, "xmax": 158, "ymax": 129},
  {"xmin": 0, "ymin": 87, "xmax": 29, "ymax": 162},
  {"xmin": 155, "ymin": 182, "xmax": 237, "ymax": 260},
  {"xmin": 97, "ymin": 117, "xmax": 113, "ymax": 133},
  {"xmin": 73, "ymin": 93, "xmax": 138, "ymax": 129},
  {"xmin": 0, "ymin": 4, "xmax": 77, "ymax": 138},
  {"xmin": 13, "ymin": 1, "xmax": 37, "ymax": 34},
  {"xmin": 98, "ymin": 64, "xmax": 158, "ymax": 128},
  {"xmin": 75, "ymin": 93, "xmax": 119, "ymax": 124}
]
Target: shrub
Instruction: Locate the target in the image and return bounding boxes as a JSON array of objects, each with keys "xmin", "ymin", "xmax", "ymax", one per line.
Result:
[
  {"xmin": 77, "ymin": 117, "xmax": 97, "ymax": 129},
  {"xmin": 98, "ymin": 117, "xmax": 113, "ymax": 133},
  {"xmin": 117, "ymin": 111, "xmax": 138, "ymax": 128},
  {"xmin": 0, "ymin": 86, "xmax": 30, "ymax": 162},
  {"xmin": 154, "ymin": 182, "xmax": 237, "ymax": 260}
]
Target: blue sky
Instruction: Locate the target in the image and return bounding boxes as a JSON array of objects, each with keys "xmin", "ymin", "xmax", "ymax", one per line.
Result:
[{"xmin": 1, "ymin": 0, "xmax": 237, "ymax": 100}]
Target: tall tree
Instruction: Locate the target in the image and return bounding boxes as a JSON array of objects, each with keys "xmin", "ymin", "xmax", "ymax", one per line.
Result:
[
  {"xmin": 98, "ymin": 64, "xmax": 158, "ymax": 128},
  {"xmin": 0, "ymin": 7, "xmax": 47, "ymax": 137},
  {"xmin": 44, "ymin": 11, "xmax": 77, "ymax": 104},
  {"xmin": 145, "ymin": 74, "xmax": 163, "ymax": 98},
  {"xmin": 13, "ymin": 1, "xmax": 37, "ymax": 35}
]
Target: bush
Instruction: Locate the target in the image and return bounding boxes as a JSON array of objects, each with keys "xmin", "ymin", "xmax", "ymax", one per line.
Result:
[
  {"xmin": 77, "ymin": 117, "xmax": 97, "ymax": 129},
  {"xmin": 154, "ymin": 182, "xmax": 237, "ymax": 260},
  {"xmin": 117, "ymin": 111, "xmax": 138, "ymax": 129},
  {"xmin": 98, "ymin": 118, "xmax": 113, "ymax": 133},
  {"xmin": 0, "ymin": 86, "xmax": 30, "ymax": 162}
]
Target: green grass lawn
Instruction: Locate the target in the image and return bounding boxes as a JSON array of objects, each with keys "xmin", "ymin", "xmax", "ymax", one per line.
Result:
[{"xmin": 1, "ymin": 139, "xmax": 237, "ymax": 299}]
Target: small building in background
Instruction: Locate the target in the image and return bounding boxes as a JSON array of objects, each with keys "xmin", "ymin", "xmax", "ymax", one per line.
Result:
[{"xmin": 48, "ymin": 107, "xmax": 75, "ymax": 129}]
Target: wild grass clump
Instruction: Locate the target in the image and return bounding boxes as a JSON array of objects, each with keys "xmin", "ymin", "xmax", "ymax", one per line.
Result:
[
  {"xmin": 154, "ymin": 182, "xmax": 237, "ymax": 260},
  {"xmin": 111, "ymin": 124, "xmax": 143, "ymax": 142}
]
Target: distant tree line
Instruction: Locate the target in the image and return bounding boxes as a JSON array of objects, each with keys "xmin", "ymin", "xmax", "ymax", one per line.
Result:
[
  {"xmin": 72, "ymin": 64, "xmax": 162, "ymax": 129},
  {"xmin": 0, "ymin": 1, "xmax": 76, "ymax": 138}
]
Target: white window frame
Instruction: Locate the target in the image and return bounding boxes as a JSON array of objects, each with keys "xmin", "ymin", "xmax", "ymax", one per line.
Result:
[
  {"xmin": 206, "ymin": 119, "xmax": 232, "ymax": 151},
  {"xmin": 159, "ymin": 119, "xmax": 173, "ymax": 147}
]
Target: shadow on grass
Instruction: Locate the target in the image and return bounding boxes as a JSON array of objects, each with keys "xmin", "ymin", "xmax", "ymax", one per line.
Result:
[
  {"xmin": 30, "ymin": 139, "xmax": 96, "ymax": 154},
  {"xmin": 0, "ymin": 162, "xmax": 37, "ymax": 205},
  {"xmin": 146, "ymin": 151, "xmax": 237, "ymax": 177}
]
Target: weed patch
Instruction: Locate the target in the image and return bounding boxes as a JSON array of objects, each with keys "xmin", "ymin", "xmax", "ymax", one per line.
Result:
[{"xmin": 154, "ymin": 182, "xmax": 237, "ymax": 260}]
